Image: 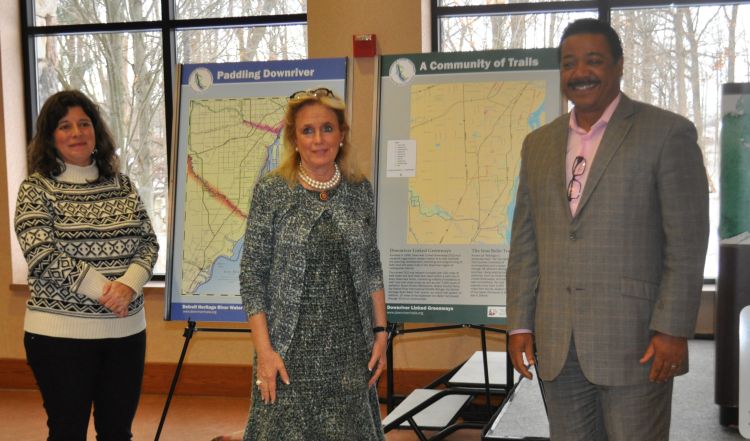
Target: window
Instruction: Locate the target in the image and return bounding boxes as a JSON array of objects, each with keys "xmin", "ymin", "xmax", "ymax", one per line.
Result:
[
  {"xmin": 612, "ymin": 3, "xmax": 750, "ymax": 282},
  {"xmin": 22, "ymin": 0, "xmax": 307, "ymax": 275},
  {"xmin": 439, "ymin": 12, "xmax": 597, "ymax": 52},
  {"xmin": 435, "ymin": 0, "xmax": 750, "ymax": 280}
]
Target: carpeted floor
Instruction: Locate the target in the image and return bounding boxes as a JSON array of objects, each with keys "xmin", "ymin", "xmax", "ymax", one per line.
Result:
[
  {"xmin": 484, "ymin": 339, "xmax": 746, "ymax": 440},
  {"xmin": 670, "ymin": 339, "xmax": 744, "ymax": 440}
]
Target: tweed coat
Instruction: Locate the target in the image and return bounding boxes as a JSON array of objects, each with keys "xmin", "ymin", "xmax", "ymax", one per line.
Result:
[
  {"xmin": 239, "ymin": 173, "xmax": 384, "ymax": 360},
  {"xmin": 506, "ymin": 94, "xmax": 709, "ymax": 386}
]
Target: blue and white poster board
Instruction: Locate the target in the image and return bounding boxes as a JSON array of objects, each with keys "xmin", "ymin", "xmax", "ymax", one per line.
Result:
[
  {"xmin": 165, "ymin": 58, "xmax": 347, "ymax": 321},
  {"xmin": 376, "ymin": 49, "xmax": 561, "ymax": 324}
]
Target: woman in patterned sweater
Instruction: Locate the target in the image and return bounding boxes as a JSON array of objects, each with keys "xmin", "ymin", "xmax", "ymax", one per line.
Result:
[
  {"xmin": 14, "ymin": 90, "xmax": 159, "ymax": 441},
  {"xmin": 240, "ymin": 88, "xmax": 388, "ymax": 440}
]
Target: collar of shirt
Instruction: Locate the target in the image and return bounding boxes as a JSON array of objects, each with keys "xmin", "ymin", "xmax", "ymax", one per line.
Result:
[{"xmin": 566, "ymin": 93, "xmax": 622, "ymax": 215}]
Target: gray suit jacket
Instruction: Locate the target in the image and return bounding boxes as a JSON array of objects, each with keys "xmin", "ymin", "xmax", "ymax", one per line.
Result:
[{"xmin": 506, "ymin": 94, "xmax": 709, "ymax": 386}]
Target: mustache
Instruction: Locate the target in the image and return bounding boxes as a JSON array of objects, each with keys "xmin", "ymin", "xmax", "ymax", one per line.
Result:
[{"xmin": 567, "ymin": 78, "xmax": 600, "ymax": 88}]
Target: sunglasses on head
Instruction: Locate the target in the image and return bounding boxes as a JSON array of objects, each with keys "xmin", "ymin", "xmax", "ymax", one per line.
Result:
[{"xmin": 288, "ymin": 87, "xmax": 338, "ymax": 101}]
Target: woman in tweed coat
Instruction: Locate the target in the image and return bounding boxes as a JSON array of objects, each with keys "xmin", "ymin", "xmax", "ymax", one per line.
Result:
[{"xmin": 240, "ymin": 88, "xmax": 387, "ymax": 440}]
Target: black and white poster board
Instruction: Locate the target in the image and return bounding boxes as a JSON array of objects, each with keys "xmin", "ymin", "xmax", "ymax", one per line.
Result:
[
  {"xmin": 165, "ymin": 58, "xmax": 347, "ymax": 322},
  {"xmin": 376, "ymin": 49, "xmax": 561, "ymax": 324}
]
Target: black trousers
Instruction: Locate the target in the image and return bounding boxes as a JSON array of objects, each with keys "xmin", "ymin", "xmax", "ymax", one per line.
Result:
[{"xmin": 24, "ymin": 330, "xmax": 146, "ymax": 441}]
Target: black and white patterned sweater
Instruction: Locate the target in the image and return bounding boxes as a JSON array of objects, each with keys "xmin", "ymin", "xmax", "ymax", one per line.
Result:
[{"xmin": 14, "ymin": 163, "xmax": 159, "ymax": 339}]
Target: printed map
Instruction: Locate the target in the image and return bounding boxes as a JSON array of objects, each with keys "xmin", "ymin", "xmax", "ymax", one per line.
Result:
[
  {"xmin": 180, "ymin": 97, "xmax": 285, "ymax": 295},
  {"xmin": 407, "ymin": 81, "xmax": 546, "ymax": 245}
]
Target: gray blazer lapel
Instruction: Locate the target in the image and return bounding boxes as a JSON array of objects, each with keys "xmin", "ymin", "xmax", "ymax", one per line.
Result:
[
  {"xmin": 575, "ymin": 95, "xmax": 635, "ymax": 215},
  {"xmin": 546, "ymin": 116, "xmax": 574, "ymax": 221}
]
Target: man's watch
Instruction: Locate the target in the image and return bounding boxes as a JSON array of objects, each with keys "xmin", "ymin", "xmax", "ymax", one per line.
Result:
[{"xmin": 372, "ymin": 326, "xmax": 386, "ymax": 334}]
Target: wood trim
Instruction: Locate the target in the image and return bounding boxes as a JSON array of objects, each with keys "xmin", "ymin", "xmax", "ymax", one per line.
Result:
[
  {"xmin": 0, "ymin": 358, "xmax": 444, "ymax": 398},
  {"xmin": 0, "ymin": 358, "xmax": 37, "ymax": 389}
]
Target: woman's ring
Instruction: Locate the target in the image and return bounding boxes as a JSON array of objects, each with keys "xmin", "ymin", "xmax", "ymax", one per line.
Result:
[{"xmin": 256, "ymin": 379, "xmax": 263, "ymax": 386}]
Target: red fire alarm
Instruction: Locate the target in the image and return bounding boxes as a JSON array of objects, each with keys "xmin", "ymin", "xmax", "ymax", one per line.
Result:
[{"xmin": 353, "ymin": 34, "xmax": 377, "ymax": 57}]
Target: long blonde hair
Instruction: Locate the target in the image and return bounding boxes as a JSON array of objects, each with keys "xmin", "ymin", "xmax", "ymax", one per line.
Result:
[{"xmin": 273, "ymin": 90, "xmax": 365, "ymax": 186}]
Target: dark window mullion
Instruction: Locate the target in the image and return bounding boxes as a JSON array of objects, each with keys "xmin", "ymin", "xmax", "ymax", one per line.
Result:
[
  {"xmin": 431, "ymin": 0, "xmax": 439, "ymax": 52},
  {"xmin": 26, "ymin": 21, "xmax": 161, "ymax": 36},
  {"xmin": 20, "ymin": 0, "xmax": 38, "ymax": 138},
  {"xmin": 162, "ymin": 0, "xmax": 175, "ymax": 180},
  {"xmin": 435, "ymin": 1, "xmax": 599, "ymax": 18},
  {"xmin": 169, "ymin": 13, "xmax": 306, "ymax": 29},
  {"xmin": 433, "ymin": 0, "xmax": 750, "ymax": 24},
  {"xmin": 25, "ymin": 14, "xmax": 308, "ymax": 38},
  {"xmin": 609, "ymin": 0, "xmax": 748, "ymax": 7}
]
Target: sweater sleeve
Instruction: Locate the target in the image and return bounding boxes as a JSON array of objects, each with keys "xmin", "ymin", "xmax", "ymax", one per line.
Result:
[
  {"xmin": 14, "ymin": 177, "xmax": 108, "ymax": 300},
  {"xmin": 116, "ymin": 175, "xmax": 159, "ymax": 293},
  {"xmin": 115, "ymin": 264, "xmax": 153, "ymax": 295}
]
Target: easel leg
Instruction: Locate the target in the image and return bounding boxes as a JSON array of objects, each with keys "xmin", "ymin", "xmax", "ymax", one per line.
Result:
[
  {"xmin": 387, "ymin": 323, "xmax": 396, "ymax": 412},
  {"xmin": 154, "ymin": 320, "xmax": 197, "ymax": 441},
  {"xmin": 480, "ymin": 327, "xmax": 493, "ymax": 418},
  {"xmin": 506, "ymin": 335, "xmax": 513, "ymax": 392}
]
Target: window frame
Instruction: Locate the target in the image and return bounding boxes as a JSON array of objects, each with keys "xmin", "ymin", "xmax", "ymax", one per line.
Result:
[
  {"xmin": 20, "ymin": 1, "xmax": 306, "ymax": 157},
  {"xmin": 432, "ymin": 0, "xmax": 746, "ymax": 51}
]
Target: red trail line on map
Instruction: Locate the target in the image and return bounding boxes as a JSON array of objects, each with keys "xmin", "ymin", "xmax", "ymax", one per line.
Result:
[
  {"xmin": 187, "ymin": 155, "xmax": 247, "ymax": 220},
  {"xmin": 243, "ymin": 120, "xmax": 283, "ymax": 135}
]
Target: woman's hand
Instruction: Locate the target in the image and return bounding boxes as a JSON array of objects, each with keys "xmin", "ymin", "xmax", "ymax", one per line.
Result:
[
  {"xmin": 367, "ymin": 332, "xmax": 388, "ymax": 387},
  {"xmin": 255, "ymin": 349, "xmax": 290, "ymax": 404},
  {"xmin": 99, "ymin": 281, "xmax": 135, "ymax": 317}
]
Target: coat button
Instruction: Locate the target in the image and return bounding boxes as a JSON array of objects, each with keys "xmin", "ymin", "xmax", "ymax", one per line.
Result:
[{"xmin": 568, "ymin": 233, "xmax": 576, "ymax": 240}]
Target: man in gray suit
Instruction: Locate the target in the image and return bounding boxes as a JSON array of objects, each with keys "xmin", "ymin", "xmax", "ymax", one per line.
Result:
[{"xmin": 506, "ymin": 19, "xmax": 709, "ymax": 441}]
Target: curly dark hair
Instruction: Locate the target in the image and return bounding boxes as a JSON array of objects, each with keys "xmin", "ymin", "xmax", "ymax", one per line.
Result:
[{"xmin": 27, "ymin": 90, "xmax": 119, "ymax": 179}]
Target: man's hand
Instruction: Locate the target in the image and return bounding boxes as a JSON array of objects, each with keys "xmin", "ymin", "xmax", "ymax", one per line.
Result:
[
  {"xmin": 639, "ymin": 332, "xmax": 687, "ymax": 383},
  {"xmin": 509, "ymin": 333, "xmax": 536, "ymax": 379}
]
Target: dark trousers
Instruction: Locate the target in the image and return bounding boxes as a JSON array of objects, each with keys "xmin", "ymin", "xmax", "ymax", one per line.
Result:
[
  {"xmin": 543, "ymin": 338, "xmax": 673, "ymax": 441},
  {"xmin": 24, "ymin": 330, "xmax": 146, "ymax": 441}
]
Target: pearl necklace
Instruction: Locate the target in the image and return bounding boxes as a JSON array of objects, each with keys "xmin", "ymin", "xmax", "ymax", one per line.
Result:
[{"xmin": 298, "ymin": 162, "xmax": 340, "ymax": 200}]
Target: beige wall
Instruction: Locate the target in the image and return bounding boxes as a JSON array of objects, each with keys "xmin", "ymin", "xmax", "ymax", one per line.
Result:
[
  {"xmin": 0, "ymin": 0, "xmax": 505, "ymax": 373},
  {"xmin": 1, "ymin": 0, "xmax": 24, "ymax": 362}
]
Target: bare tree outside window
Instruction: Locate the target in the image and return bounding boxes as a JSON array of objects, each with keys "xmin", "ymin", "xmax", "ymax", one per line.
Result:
[
  {"xmin": 177, "ymin": 25, "xmax": 307, "ymax": 64},
  {"xmin": 34, "ymin": 0, "xmax": 161, "ymax": 25},
  {"xmin": 440, "ymin": 12, "xmax": 596, "ymax": 52},
  {"xmin": 439, "ymin": 0, "xmax": 585, "ymax": 5},
  {"xmin": 613, "ymin": 5, "xmax": 750, "ymax": 279},
  {"xmin": 176, "ymin": 0, "xmax": 305, "ymax": 19}
]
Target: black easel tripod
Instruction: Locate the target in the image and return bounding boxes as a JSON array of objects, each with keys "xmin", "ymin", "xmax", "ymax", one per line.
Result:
[{"xmin": 153, "ymin": 320, "xmax": 251, "ymax": 441}]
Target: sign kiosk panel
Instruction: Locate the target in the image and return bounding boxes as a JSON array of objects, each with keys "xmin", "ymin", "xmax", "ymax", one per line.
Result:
[
  {"xmin": 165, "ymin": 58, "xmax": 347, "ymax": 322},
  {"xmin": 376, "ymin": 49, "xmax": 561, "ymax": 324}
]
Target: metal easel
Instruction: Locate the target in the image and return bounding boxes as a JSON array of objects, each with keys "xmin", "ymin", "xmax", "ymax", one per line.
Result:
[{"xmin": 153, "ymin": 320, "xmax": 251, "ymax": 441}]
